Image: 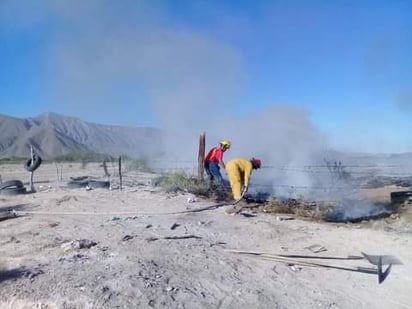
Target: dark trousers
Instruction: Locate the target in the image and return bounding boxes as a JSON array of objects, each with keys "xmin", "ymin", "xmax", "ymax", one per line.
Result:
[{"xmin": 204, "ymin": 161, "xmax": 223, "ymax": 187}]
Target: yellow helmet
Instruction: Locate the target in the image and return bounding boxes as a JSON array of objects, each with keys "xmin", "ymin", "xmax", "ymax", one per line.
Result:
[{"xmin": 220, "ymin": 140, "xmax": 231, "ymax": 149}]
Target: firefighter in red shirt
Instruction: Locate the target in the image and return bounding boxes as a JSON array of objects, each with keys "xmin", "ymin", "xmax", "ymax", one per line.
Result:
[{"xmin": 204, "ymin": 140, "xmax": 231, "ymax": 189}]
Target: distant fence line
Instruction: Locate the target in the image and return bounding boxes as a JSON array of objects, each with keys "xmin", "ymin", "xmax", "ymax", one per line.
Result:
[
  {"xmin": 1, "ymin": 161, "xmax": 411, "ymax": 192},
  {"xmin": 150, "ymin": 164, "xmax": 412, "ymax": 177},
  {"xmin": 3, "ymin": 158, "xmax": 412, "ymax": 169},
  {"xmin": 149, "ymin": 159, "xmax": 412, "ymax": 169},
  {"xmin": 2, "ymin": 161, "xmax": 412, "ymax": 176}
]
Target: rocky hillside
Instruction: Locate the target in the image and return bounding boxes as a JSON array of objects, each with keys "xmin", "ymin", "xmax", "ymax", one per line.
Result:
[{"xmin": 0, "ymin": 113, "xmax": 163, "ymax": 159}]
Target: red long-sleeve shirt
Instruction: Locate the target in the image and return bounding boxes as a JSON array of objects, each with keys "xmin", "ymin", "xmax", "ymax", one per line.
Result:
[{"xmin": 205, "ymin": 147, "xmax": 223, "ymax": 163}]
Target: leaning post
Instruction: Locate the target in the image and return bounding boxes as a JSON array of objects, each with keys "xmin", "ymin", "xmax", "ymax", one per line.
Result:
[
  {"xmin": 119, "ymin": 156, "xmax": 122, "ymax": 191},
  {"xmin": 198, "ymin": 132, "xmax": 206, "ymax": 181},
  {"xmin": 103, "ymin": 158, "xmax": 110, "ymax": 177},
  {"xmin": 29, "ymin": 145, "xmax": 35, "ymax": 192}
]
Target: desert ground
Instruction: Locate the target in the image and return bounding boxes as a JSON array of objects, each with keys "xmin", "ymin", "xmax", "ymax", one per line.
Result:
[{"xmin": 0, "ymin": 163, "xmax": 411, "ymax": 309}]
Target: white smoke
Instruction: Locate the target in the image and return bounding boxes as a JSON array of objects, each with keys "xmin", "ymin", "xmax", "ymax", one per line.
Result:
[{"xmin": 1, "ymin": 0, "xmax": 361, "ymax": 200}]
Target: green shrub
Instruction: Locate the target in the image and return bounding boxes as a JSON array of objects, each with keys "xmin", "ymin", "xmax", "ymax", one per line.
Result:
[{"xmin": 153, "ymin": 172, "xmax": 209, "ymax": 195}]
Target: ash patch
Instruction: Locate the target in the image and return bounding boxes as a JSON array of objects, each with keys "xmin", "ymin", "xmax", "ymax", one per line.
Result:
[{"xmin": 325, "ymin": 199, "xmax": 393, "ymax": 223}]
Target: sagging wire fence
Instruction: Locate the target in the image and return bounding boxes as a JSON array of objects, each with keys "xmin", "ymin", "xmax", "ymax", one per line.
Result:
[
  {"xmin": 149, "ymin": 158, "xmax": 412, "ymax": 194},
  {"xmin": 149, "ymin": 159, "xmax": 412, "ymax": 175},
  {"xmin": 1, "ymin": 159, "xmax": 411, "ymax": 192}
]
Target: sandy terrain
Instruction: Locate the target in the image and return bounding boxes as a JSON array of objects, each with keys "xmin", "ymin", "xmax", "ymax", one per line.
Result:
[{"xmin": 0, "ymin": 163, "xmax": 411, "ymax": 309}]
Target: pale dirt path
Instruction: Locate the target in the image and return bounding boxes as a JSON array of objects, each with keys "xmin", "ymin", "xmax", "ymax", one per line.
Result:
[{"xmin": 0, "ymin": 168, "xmax": 411, "ymax": 309}]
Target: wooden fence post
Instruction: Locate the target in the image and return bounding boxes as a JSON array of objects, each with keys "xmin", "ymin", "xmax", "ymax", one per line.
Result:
[
  {"xmin": 54, "ymin": 162, "xmax": 59, "ymax": 181},
  {"xmin": 119, "ymin": 156, "xmax": 122, "ymax": 191},
  {"xmin": 198, "ymin": 132, "xmax": 206, "ymax": 181},
  {"xmin": 29, "ymin": 145, "xmax": 35, "ymax": 192},
  {"xmin": 103, "ymin": 158, "xmax": 110, "ymax": 177}
]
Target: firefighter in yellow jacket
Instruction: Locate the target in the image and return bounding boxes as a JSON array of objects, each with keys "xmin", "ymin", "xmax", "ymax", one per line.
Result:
[{"xmin": 225, "ymin": 157, "xmax": 262, "ymax": 200}]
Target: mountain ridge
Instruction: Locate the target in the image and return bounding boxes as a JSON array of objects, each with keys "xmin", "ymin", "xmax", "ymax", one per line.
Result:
[{"xmin": 0, "ymin": 113, "xmax": 163, "ymax": 159}]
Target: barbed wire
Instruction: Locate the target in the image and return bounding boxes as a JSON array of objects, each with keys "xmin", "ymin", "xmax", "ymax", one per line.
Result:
[
  {"xmin": 148, "ymin": 159, "xmax": 412, "ymax": 172},
  {"xmin": 2, "ymin": 166, "xmax": 412, "ymax": 177},
  {"xmin": 148, "ymin": 167, "xmax": 412, "ymax": 177},
  {"xmin": 3, "ymin": 159, "xmax": 412, "ymax": 169},
  {"xmin": 1, "ymin": 161, "xmax": 411, "ymax": 191}
]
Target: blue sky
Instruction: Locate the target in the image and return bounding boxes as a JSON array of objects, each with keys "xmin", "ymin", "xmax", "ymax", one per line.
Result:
[{"xmin": 1, "ymin": 0, "xmax": 411, "ymax": 154}]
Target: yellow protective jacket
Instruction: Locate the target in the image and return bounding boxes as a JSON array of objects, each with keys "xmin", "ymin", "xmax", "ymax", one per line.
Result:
[
  {"xmin": 226, "ymin": 158, "xmax": 253, "ymax": 186},
  {"xmin": 225, "ymin": 158, "xmax": 253, "ymax": 200}
]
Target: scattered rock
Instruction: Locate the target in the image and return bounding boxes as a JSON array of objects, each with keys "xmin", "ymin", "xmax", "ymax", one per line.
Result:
[
  {"xmin": 125, "ymin": 216, "xmax": 139, "ymax": 220},
  {"xmin": 59, "ymin": 253, "xmax": 89, "ymax": 263},
  {"xmin": 287, "ymin": 264, "xmax": 301, "ymax": 272},
  {"xmin": 122, "ymin": 235, "xmax": 134, "ymax": 241},
  {"xmin": 61, "ymin": 239, "xmax": 97, "ymax": 252},
  {"xmin": 23, "ymin": 267, "xmax": 44, "ymax": 280},
  {"xmin": 240, "ymin": 212, "xmax": 256, "ymax": 218},
  {"xmin": 305, "ymin": 244, "xmax": 327, "ymax": 253},
  {"xmin": 276, "ymin": 216, "xmax": 295, "ymax": 221},
  {"xmin": 38, "ymin": 185, "xmax": 52, "ymax": 192}
]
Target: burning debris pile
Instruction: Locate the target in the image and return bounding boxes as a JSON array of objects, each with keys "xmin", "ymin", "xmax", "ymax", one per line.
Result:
[
  {"xmin": 243, "ymin": 193, "xmax": 397, "ymax": 223},
  {"xmin": 324, "ymin": 199, "xmax": 393, "ymax": 223},
  {"xmin": 259, "ymin": 197, "xmax": 322, "ymax": 219},
  {"xmin": 243, "ymin": 193, "xmax": 328, "ymax": 220}
]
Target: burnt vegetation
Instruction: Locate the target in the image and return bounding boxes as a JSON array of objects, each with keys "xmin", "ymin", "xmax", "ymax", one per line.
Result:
[{"xmin": 153, "ymin": 160, "xmax": 411, "ymax": 224}]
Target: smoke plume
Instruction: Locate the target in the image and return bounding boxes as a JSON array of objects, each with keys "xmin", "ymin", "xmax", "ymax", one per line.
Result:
[{"xmin": 2, "ymin": 0, "xmax": 352, "ymax": 200}]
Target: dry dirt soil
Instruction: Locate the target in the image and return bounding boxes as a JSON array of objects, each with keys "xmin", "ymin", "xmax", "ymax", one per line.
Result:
[{"xmin": 0, "ymin": 163, "xmax": 411, "ymax": 309}]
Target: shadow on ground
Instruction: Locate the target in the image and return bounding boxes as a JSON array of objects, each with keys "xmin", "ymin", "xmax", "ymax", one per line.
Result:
[
  {"xmin": 0, "ymin": 268, "xmax": 27, "ymax": 283},
  {"xmin": 0, "ymin": 204, "xmax": 31, "ymax": 222},
  {"xmin": 0, "ymin": 204, "xmax": 31, "ymax": 213}
]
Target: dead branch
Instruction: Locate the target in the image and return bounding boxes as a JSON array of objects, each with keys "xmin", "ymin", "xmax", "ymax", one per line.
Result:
[
  {"xmin": 0, "ymin": 211, "xmax": 20, "ymax": 221},
  {"xmin": 146, "ymin": 235, "xmax": 202, "ymax": 242}
]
